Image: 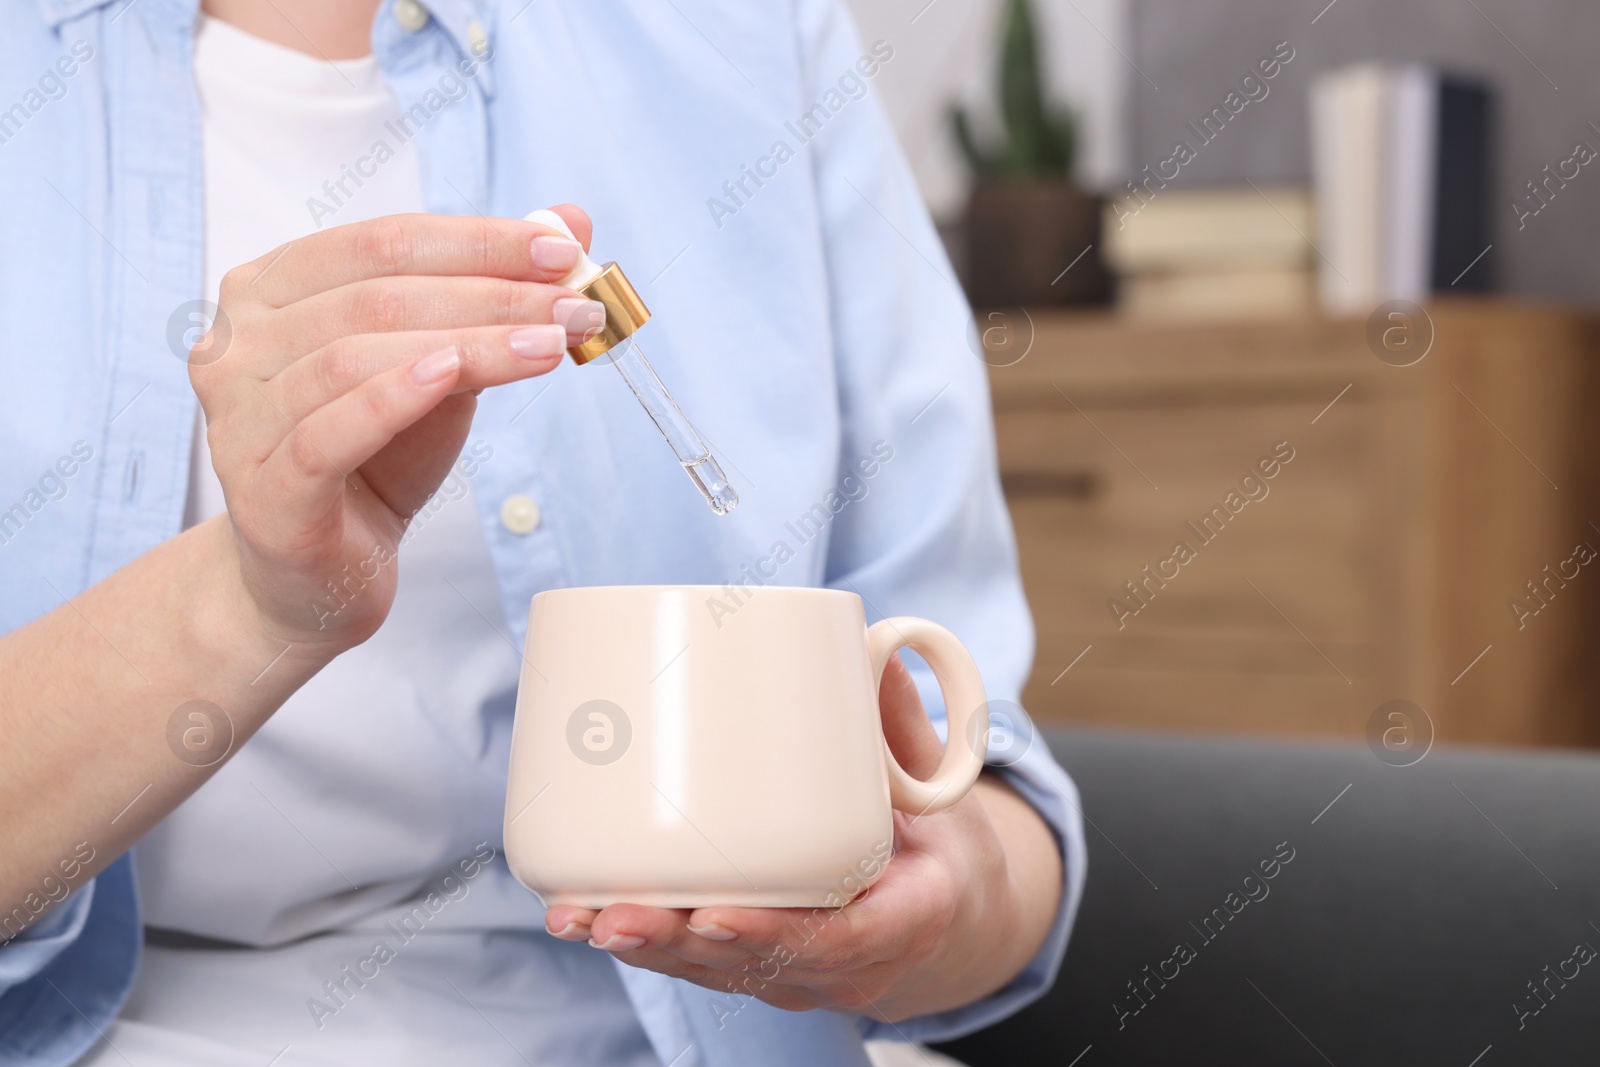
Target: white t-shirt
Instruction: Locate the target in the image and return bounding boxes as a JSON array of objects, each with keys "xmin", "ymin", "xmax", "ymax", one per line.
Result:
[{"xmin": 90, "ymin": 18, "xmax": 659, "ymax": 1067}]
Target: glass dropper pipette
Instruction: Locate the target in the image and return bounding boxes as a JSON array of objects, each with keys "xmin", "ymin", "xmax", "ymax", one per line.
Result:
[
  {"xmin": 604, "ymin": 337, "xmax": 738, "ymax": 514},
  {"xmin": 524, "ymin": 210, "xmax": 738, "ymax": 515}
]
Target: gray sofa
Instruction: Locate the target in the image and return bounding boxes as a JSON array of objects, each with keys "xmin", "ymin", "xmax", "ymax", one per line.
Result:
[{"xmin": 937, "ymin": 729, "xmax": 1600, "ymax": 1065}]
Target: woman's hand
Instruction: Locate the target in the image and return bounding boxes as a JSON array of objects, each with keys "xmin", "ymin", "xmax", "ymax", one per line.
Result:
[
  {"xmin": 542, "ymin": 656, "xmax": 1065, "ymax": 1022},
  {"xmin": 3, "ymin": 207, "xmax": 616, "ymax": 926},
  {"xmin": 190, "ymin": 207, "xmax": 600, "ymax": 652}
]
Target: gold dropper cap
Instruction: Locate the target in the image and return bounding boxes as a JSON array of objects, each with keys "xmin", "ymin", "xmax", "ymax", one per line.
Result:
[
  {"xmin": 567, "ymin": 261, "xmax": 652, "ymax": 364},
  {"xmin": 520, "ymin": 208, "xmax": 738, "ymax": 515}
]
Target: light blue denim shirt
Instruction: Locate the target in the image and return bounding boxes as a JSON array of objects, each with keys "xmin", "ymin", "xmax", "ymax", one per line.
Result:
[{"xmin": 0, "ymin": 0, "xmax": 1087, "ymax": 1064}]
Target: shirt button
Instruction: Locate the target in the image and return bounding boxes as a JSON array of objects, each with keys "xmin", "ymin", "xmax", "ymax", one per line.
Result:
[
  {"xmin": 467, "ymin": 19, "xmax": 490, "ymax": 55},
  {"xmin": 394, "ymin": 0, "xmax": 430, "ymax": 32},
  {"xmin": 500, "ymin": 495, "xmax": 541, "ymax": 535}
]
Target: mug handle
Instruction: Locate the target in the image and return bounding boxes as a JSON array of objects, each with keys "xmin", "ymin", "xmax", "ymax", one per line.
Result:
[{"xmin": 867, "ymin": 617, "xmax": 990, "ymax": 816}]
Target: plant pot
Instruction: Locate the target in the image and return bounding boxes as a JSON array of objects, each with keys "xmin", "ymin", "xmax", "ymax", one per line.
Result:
[{"xmin": 959, "ymin": 179, "xmax": 1112, "ymax": 308}]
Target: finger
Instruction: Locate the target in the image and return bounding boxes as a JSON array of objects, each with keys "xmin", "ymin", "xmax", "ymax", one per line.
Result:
[
  {"xmin": 584, "ymin": 904, "xmax": 753, "ymax": 970},
  {"xmin": 254, "ymin": 346, "xmax": 462, "ymax": 523},
  {"xmin": 574, "ymin": 904, "xmax": 760, "ymax": 989},
  {"xmin": 600, "ymin": 944, "xmax": 822, "ymax": 1011},
  {"xmin": 678, "ymin": 903, "xmax": 888, "ymax": 978},
  {"xmin": 683, "ymin": 829, "xmax": 956, "ymax": 978},
  {"xmin": 269, "ymin": 275, "xmax": 603, "ymax": 357},
  {"xmin": 252, "ymin": 324, "xmax": 566, "ymax": 440},
  {"xmin": 357, "ymin": 393, "xmax": 477, "ymax": 523},
  {"xmin": 546, "ymin": 203, "xmax": 593, "ymax": 250},
  {"xmin": 239, "ymin": 211, "xmax": 595, "ymax": 308},
  {"xmin": 879, "ymin": 653, "xmax": 946, "ymax": 780},
  {"xmin": 544, "ymin": 905, "xmax": 599, "ymax": 941},
  {"xmin": 584, "ymin": 905, "xmax": 693, "ymax": 953},
  {"xmin": 576, "ymin": 908, "xmax": 860, "ymax": 1012}
]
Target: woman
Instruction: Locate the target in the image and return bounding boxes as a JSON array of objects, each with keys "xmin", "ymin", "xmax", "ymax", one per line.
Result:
[{"xmin": 0, "ymin": 0, "xmax": 1085, "ymax": 1064}]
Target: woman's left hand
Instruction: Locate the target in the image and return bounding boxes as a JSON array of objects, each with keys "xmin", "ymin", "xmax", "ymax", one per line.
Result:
[{"xmin": 542, "ymin": 655, "xmax": 1064, "ymax": 1023}]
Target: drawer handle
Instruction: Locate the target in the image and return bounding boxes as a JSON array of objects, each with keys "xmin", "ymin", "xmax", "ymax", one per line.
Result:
[{"xmin": 1001, "ymin": 470, "xmax": 1100, "ymax": 499}]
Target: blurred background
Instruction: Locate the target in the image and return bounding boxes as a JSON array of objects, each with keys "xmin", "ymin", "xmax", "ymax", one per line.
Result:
[
  {"xmin": 842, "ymin": 0, "xmax": 1600, "ymax": 751},
  {"xmin": 819, "ymin": 6, "xmax": 1600, "ymax": 1058}
]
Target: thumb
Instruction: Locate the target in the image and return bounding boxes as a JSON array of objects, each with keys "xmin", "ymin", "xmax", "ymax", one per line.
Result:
[
  {"xmin": 878, "ymin": 652, "xmax": 948, "ymax": 782},
  {"xmin": 547, "ymin": 203, "xmax": 594, "ymax": 251},
  {"xmin": 358, "ymin": 393, "xmax": 476, "ymax": 522}
]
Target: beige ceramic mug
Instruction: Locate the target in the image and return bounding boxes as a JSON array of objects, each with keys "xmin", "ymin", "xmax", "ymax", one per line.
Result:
[{"xmin": 503, "ymin": 585, "xmax": 990, "ymax": 908}]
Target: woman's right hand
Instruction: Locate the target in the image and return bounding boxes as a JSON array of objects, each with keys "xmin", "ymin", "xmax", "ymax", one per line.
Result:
[
  {"xmin": 188, "ymin": 207, "xmax": 602, "ymax": 653},
  {"xmin": 0, "ymin": 208, "xmax": 612, "ymax": 919}
]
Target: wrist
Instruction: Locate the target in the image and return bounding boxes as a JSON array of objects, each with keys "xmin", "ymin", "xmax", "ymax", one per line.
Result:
[
  {"xmin": 972, "ymin": 773, "xmax": 1064, "ymax": 986},
  {"xmin": 184, "ymin": 516, "xmax": 343, "ymax": 688}
]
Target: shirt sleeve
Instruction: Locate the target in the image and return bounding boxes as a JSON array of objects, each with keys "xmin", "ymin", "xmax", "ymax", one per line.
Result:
[
  {"xmin": 0, "ymin": 852, "xmax": 142, "ymax": 1067},
  {"xmin": 789, "ymin": 0, "xmax": 1087, "ymax": 1044}
]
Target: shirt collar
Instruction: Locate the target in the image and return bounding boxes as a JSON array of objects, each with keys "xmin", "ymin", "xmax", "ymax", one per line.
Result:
[
  {"xmin": 373, "ymin": 0, "xmax": 498, "ymax": 98},
  {"xmin": 38, "ymin": 0, "xmax": 196, "ymax": 31},
  {"xmin": 36, "ymin": 0, "xmax": 496, "ymax": 100}
]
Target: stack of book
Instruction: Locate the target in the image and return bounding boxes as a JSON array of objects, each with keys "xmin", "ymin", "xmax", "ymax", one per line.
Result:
[
  {"xmin": 1310, "ymin": 63, "xmax": 1493, "ymax": 313},
  {"xmin": 1102, "ymin": 187, "xmax": 1316, "ymax": 320}
]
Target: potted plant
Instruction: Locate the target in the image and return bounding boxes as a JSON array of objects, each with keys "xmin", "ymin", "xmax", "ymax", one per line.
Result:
[{"xmin": 951, "ymin": 0, "xmax": 1110, "ymax": 307}]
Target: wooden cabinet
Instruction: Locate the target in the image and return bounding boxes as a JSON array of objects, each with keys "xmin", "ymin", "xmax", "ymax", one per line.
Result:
[{"xmin": 991, "ymin": 301, "xmax": 1600, "ymax": 747}]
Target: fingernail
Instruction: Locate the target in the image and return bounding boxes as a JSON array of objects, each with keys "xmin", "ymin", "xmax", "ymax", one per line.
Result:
[
  {"xmin": 688, "ymin": 923, "xmax": 738, "ymax": 942},
  {"xmin": 531, "ymin": 235, "xmax": 583, "ymax": 274},
  {"xmin": 509, "ymin": 324, "xmax": 567, "ymax": 360},
  {"xmin": 553, "ymin": 297, "xmax": 605, "ymax": 342},
  {"xmin": 589, "ymin": 933, "xmax": 646, "ymax": 952},
  {"xmin": 547, "ymin": 920, "xmax": 590, "ymax": 941},
  {"xmin": 410, "ymin": 346, "xmax": 460, "ymax": 385}
]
